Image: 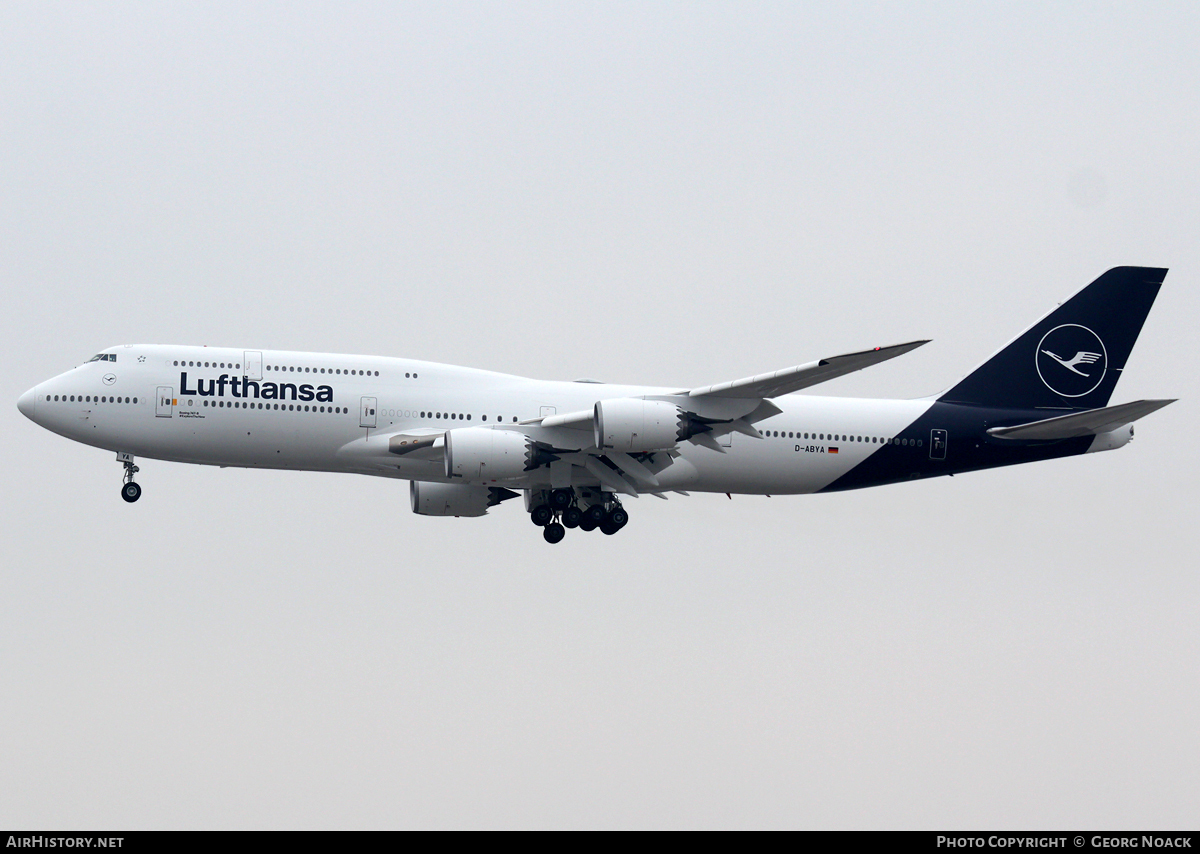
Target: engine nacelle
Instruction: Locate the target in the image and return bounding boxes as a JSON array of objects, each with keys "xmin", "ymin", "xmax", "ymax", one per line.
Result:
[
  {"xmin": 444, "ymin": 427, "xmax": 531, "ymax": 481},
  {"xmin": 594, "ymin": 398, "xmax": 682, "ymax": 452},
  {"xmin": 410, "ymin": 481, "xmax": 501, "ymax": 517}
]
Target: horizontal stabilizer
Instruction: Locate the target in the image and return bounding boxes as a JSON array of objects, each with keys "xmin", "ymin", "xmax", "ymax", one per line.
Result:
[
  {"xmin": 686, "ymin": 340, "xmax": 929, "ymax": 399},
  {"xmin": 987, "ymin": 399, "xmax": 1176, "ymax": 441}
]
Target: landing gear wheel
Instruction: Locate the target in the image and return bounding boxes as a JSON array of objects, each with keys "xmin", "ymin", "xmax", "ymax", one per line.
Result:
[
  {"xmin": 561, "ymin": 506, "xmax": 582, "ymax": 528},
  {"xmin": 597, "ymin": 505, "xmax": 628, "ymax": 535},
  {"xmin": 578, "ymin": 516, "xmax": 598, "ymax": 532},
  {"xmin": 119, "ymin": 455, "xmax": 141, "ymax": 503},
  {"xmin": 549, "ymin": 488, "xmax": 574, "ymax": 510},
  {"xmin": 530, "ymin": 505, "xmax": 553, "ymax": 527},
  {"xmin": 584, "ymin": 505, "xmax": 606, "ymax": 525},
  {"xmin": 543, "ymin": 522, "xmax": 565, "ymax": 544}
]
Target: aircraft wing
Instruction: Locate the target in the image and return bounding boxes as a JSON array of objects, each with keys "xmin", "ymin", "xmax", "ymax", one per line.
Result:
[
  {"xmin": 684, "ymin": 340, "xmax": 929, "ymax": 399},
  {"xmin": 517, "ymin": 340, "xmax": 930, "ymax": 450},
  {"xmin": 521, "ymin": 340, "xmax": 932, "ymax": 431},
  {"xmin": 986, "ymin": 399, "xmax": 1176, "ymax": 440}
]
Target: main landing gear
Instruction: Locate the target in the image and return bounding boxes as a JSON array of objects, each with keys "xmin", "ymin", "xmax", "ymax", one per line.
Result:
[
  {"xmin": 119, "ymin": 454, "xmax": 141, "ymax": 503},
  {"xmin": 529, "ymin": 488, "xmax": 629, "ymax": 544}
]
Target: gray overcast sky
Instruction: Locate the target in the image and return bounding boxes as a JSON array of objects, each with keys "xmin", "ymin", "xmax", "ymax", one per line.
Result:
[{"xmin": 2, "ymin": 1, "xmax": 1197, "ymax": 829}]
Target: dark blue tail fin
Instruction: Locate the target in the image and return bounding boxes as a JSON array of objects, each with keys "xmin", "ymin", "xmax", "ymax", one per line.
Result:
[{"xmin": 939, "ymin": 266, "xmax": 1167, "ymax": 410}]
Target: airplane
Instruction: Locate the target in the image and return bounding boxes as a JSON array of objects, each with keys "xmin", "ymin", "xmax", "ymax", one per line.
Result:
[{"xmin": 17, "ymin": 266, "xmax": 1175, "ymax": 544}]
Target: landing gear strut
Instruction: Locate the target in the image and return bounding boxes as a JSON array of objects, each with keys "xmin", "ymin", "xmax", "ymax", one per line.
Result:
[{"xmin": 119, "ymin": 454, "xmax": 141, "ymax": 503}]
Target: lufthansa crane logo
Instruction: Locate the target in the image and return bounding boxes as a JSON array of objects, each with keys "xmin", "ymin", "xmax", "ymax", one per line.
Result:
[
  {"xmin": 1035, "ymin": 324, "xmax": 1107, "ymax": 397},
  {"xmin": 102, "ymin": 373, "xmax": 117, "ymax": 386}
]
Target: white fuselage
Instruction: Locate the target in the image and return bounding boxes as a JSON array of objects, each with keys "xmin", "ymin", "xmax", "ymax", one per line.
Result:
[{"xmin": 18, "ymin": 344, "xmax": 934, "ymax": 496}]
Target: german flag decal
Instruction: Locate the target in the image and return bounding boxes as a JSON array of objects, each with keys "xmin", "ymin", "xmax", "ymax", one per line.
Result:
[{"xmin": 829, "ymin": 447, "xmax": 839, "ymax": 454}]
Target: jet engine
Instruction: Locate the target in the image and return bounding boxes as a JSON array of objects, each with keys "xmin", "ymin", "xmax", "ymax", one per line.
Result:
[
  {"xmin": 444, "ymin": 427, "xmax": 532, "ymax": 481},
  {"xmin": 410, "ymin": 481, "xmax": 516, "ymax": 517},
  {"xmin": 593, "ymin": 398, "xmax": 682, "ymax": 452}
]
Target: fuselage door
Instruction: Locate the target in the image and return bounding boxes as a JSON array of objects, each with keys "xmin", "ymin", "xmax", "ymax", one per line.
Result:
[
  {"xmin": 360, "ymin": 396, "xmax": 378, "ymax": 429},
  {"xmin": 244, "ymin": 351, "xmax": 263, "ymax": 381},
  {"xmin": 156, "ymin": 386, "xmax": 174, "ymax": 418},
  {"xmin": 930, "ymin": 429, "xmax": 948, "ymax": 461}
]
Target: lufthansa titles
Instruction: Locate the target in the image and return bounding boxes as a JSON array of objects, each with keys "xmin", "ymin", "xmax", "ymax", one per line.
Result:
[{"xmin": 178, "ymin": 372, "xmax": 334, "ymax": 403}]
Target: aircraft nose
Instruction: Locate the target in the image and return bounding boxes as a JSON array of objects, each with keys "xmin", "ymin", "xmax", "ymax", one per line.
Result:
[{"xmin": 17, "ymin": 386, "xmax": 38, "ymax": 420}]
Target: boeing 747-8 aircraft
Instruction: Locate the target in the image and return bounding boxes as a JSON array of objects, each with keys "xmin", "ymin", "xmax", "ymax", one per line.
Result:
[{"xmin": 17, "ymin": 267, "xmax": 1174, "ymax": 543}]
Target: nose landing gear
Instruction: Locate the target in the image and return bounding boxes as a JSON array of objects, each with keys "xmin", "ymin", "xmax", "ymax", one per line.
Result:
[{"xmin": 119, "ymin": 453, "xmax": 141, "ymax": 503}]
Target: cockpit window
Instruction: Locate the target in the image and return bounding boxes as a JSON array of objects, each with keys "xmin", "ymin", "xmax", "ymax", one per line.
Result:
[{"xmin": 88, "ymin": 354, "xmax": 116, "ymax": 362}]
